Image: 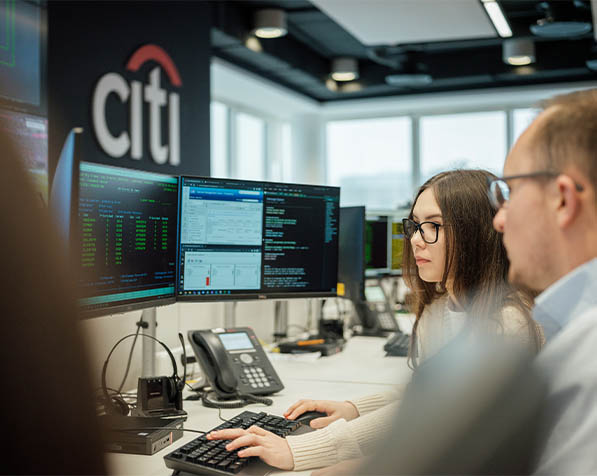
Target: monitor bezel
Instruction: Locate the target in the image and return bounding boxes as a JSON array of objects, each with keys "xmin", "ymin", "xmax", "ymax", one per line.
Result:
[{"xmin": 176, "ymin": 175, "xmax": 340, "ymax": 302}]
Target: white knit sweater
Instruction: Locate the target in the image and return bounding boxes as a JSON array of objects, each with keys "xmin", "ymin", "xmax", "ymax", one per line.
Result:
[{"xmin": 286, "ymin": 295, "xmax": 540, "ymax": 470}]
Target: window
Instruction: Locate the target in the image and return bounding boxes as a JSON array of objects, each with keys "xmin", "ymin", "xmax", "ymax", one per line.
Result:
[
  {"xmin": 420, "ymin": 111, "xmax": 507, "ymax": 184},
  {"xmin": 210, "ymin": 102, "xmax": 229, "ymax": 178},
  {"xmin": 512, "ymin": 108, "xmax": 539, "ymax": 145},
  {"xmin": 235, "ymin": 112, "xmax": 265, "ymax": 181},
  {"xmin": 327, "ymin": 117, "xmax": 412, "ymax": 209}
]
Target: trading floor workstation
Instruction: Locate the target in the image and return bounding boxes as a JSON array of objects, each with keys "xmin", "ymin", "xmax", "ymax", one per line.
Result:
[
  {"xmin": 8, "ymin": 1, "xmax": 594, "ymax": 474},
  {"xmin": 45, "ymin": 130, "xmax": 412, "ymax": 475}
]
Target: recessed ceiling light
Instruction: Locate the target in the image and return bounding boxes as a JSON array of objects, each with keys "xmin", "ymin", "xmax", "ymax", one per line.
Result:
[
  {"xmin": 331, "ymin": 58, "xmax": 359, "ymax": 82},
  {"xmin": 253, "ymin": 9, "xmax": 287, "ymax": 39},
  {"xmin": 503, "ymin": 39, "xmax": 535, "ymax": 66}
]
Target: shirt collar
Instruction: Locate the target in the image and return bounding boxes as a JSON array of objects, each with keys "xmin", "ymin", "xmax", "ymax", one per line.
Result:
[{"xmin": 534, "ymin": 258, "xmax": 597, "ymax": 341}]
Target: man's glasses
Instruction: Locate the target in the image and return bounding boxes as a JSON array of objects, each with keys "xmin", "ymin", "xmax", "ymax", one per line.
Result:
[
  {"xmin": 487, "ymin": 171, "xmax": 584, "ymax": 210},
  {"xmin": 402, "ymin": 218, "xmax": 446, "ymax": 244}
]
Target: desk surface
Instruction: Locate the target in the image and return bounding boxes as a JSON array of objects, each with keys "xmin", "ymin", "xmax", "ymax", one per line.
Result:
[{"xmin": 106, "ymin": 336, "xmax": 411, "ymax": 476}]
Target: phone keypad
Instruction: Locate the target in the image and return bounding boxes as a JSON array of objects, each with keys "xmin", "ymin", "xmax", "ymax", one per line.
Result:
[{"xmin": 240, "ymin": 366, "xmax": 272, "ymax": 389}]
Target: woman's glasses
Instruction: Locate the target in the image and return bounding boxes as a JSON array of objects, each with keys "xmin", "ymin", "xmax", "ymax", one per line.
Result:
[{"xmin": 402, "ymin": 218, "xmax": 445, "ymax": 244}]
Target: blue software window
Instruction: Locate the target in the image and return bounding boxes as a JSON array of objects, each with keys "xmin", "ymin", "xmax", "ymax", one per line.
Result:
[{"xmin": 179, "ymin": 179, "xmax": 263, "ymax": 294}]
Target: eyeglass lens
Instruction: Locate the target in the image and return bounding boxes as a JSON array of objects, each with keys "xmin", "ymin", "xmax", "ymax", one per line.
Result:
[
  {"xmin": 403, "ymin": 219, "xmax": 440, "ymax": 244},
  {"xmin": 490, "ymin": 180, "xmax": 509, "ymax": 209}
]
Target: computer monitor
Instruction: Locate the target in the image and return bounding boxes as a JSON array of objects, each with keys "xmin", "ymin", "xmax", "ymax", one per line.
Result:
[
  {"xmin": 338, "ymin": 206, "xmax": 365, "ymax": 302},
  {"xmin": 77, "ymin": 162, "xmax": 179, "ymax": 317},
  {"xmin": 49, "ymin": 128, "xmax": 81, "ymax": 250},
  {"xmin": 0, "ymin": 108, "xmax": 47, "ymax": 205},
  {"xmin": 365, "ymin": 215, "xmax": 390, "ymax": 277},
  {"xmin": 177, "ymin": 176, "xmax": 340, "ymax": 300},
  {"xmin": 0, "ymin": 0, "xmax": 43, "ymax": 109},
  {"xmin": 391, "ymin": 219, "xmax": 405, "ymax": 274}
]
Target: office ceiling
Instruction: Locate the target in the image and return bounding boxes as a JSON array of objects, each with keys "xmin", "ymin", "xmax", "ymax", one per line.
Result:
[{"xmin": 210, "ymin": 0, "xmax": 597, "ymax": 102}]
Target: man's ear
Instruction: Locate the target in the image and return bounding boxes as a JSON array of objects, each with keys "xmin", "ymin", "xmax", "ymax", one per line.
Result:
[{"xmin": 555, "ymin": 175, "xmax": 581, "ymax": 229}]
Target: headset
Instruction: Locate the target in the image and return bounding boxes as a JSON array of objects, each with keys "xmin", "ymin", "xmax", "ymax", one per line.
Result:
[{"xmin": 101, "ymin": 333, "xmax": 186, "ymax": 416}]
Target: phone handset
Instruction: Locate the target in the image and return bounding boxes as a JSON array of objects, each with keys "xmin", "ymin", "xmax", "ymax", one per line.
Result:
[{"xmin": 189, "ymin": 330, "xmax": 238, "ymax": 397}]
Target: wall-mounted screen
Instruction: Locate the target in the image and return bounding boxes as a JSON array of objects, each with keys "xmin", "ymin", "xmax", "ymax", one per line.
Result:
[
  {"xmin": 0, "ymin": 108, "xmax": 47, "ymax": 204},
  {"xmin": 0, "ymin": 0, "xmax": 42, "ymax": 108}
]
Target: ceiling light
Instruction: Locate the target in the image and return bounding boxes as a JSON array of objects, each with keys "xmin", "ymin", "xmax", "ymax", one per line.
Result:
[
  {"xmin": 530, "ymin": 1, "xmax": 592, "ymax": 38},
  {"xmin": 503, "ymin": 39, "xmax": 535, "ymax": 66},
  {"xmin": 482, "ymin": 0, "xmax": 513, "ymax": 38},
  {"xmin": 586, "ymin": 45, "xmax": 597, "ymax": 71},
  {"xmin": 331, "ymin": 58, "xmax": 359, "ymax": 82},
  {"xmin": 253, "ymin": 9, "xmax": 287, "ymax": 39}
]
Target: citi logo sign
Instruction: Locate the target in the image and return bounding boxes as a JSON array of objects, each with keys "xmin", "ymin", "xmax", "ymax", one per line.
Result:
[{"xmin": 92, "ymin": 44, "xmax": 181, "ymax": 166}]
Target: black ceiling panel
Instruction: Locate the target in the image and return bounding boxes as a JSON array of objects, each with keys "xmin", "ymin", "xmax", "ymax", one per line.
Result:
[{"xmin": 210, "ymin": 0, "xmax": 597, "ymax": 102}]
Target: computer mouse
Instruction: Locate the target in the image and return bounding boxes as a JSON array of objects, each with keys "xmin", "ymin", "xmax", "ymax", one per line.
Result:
[{"xmin": 293, "ymin": 411, "xmax": 327, "ymax": 426}]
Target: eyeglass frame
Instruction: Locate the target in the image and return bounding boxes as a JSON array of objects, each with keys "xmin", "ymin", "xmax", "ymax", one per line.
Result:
[
  {"xmin": 487, "ymin": 171, "xmax": 584, "ymax": 210},
  {"xmin": 402, "ymin": 218, "xmax": 448, "ymax": 245}
]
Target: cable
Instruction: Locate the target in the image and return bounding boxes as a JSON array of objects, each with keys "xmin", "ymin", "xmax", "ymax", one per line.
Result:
[
  {"xmin": 199, "ymin": 390, "xmax": 273, "ymax": 409},
  {"xmin": 117, "ymin": 316, "xmax": 145, "ymax": 394}
]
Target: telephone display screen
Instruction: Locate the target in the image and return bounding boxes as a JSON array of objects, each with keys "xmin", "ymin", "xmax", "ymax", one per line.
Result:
[
  {"xmin": 365, "ymin": 285, "xmax": 386, "ymax": 303},
  {"xmin": 218, "ymin": 332, "xmax": 254, "ymax": 351}
]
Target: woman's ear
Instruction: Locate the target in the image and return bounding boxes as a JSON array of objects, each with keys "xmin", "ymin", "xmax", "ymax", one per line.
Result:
[{"xmin": 555, "ymin": 174, "xmax": 581, "ymax": 229}]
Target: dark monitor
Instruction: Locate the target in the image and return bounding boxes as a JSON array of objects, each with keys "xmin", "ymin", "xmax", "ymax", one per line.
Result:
[
  {"xmin": 0, "ymin": 108, "xmax": 47, "ymax": 205},
  {"xmin": 365, "ymin": 216, "xmax": 390, "ymax": 276},
  {"xmin": 177, "ymin": 176, "xmax": 340, "ymax": 300},
  {"xmin": 77, "ymin": 162, "xmax": 179, "ymax": 317},
  {"xmin": 391, "ymin": 220, "xmax": 404, "ymax": 274},
  {"xmin": 49, "ymin": 128, "xmax": 81, "ymax": 249},
  {"xmin": 0, "ymin": 0, "xmax": 42, "ymax": 109},
  {"xmin": 338, "ymin": 206, "xmax": 365, "ymax": 302}
]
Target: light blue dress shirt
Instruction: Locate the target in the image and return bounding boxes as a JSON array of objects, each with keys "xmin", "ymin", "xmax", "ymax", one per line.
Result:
[{"xmin": 532, "ymin": 258, "xmax": 597, "ymax": 474}]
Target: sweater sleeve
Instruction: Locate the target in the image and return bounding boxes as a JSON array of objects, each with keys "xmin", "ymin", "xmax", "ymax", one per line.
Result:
[
  {"xmin": 349, "ymin": 386, "xmax": 406, "ymax": 416},
  {"xmin": 286, "ymin": 402, "xmax": 399, "ymax": 471}
]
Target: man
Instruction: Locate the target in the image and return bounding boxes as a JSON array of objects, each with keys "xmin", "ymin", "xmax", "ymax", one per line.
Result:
[{"xmin": 492, "ymin": 88, "xmax": 597, "ymax": 474}]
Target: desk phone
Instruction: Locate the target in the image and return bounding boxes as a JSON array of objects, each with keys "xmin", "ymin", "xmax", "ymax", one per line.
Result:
[{"xmin": 188, "ymin": 328, "xmax": 284, "ymax": 398}]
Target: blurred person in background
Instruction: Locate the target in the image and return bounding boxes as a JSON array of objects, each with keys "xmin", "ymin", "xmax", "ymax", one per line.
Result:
[{"xmin": 0, "ymin": 130, "xmax": 106, "ymax": 474}]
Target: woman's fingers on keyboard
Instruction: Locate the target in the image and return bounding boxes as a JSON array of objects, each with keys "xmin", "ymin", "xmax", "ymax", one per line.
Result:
[
  {"xmin": 207, "ymin": 428, "xmax": 245, "ymax": 440},
  {"xmin": 225, "ymin": 434, "xmax": 261, "ymax": 451}
]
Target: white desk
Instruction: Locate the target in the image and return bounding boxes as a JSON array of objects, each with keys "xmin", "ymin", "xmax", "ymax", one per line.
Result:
[{"xmin": 107, "ymin": 336, "xmax": 411, "ymax": 476}]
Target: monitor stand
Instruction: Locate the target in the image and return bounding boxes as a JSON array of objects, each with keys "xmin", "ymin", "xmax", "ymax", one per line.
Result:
[
  {"xmin": 273, "ymin": 301, "xmax": 289, "ymax": 341},
  {"xmin": 141, "ymin": 307, "xmax": 158, "ymax": 377},
  {"xmin": 224, "ymin": 301, "xmax": 237, "ymax": 328}
]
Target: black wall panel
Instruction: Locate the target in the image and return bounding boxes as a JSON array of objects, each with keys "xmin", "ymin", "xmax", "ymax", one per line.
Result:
[{"xmin": 47, "ymin": 1, "xmax": 210, "ymax": 178}]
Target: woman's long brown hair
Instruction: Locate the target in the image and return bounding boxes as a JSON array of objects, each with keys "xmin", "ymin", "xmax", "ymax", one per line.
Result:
[{"xmin": 403, "ymin": 170, "xmax": 541, "ymax": 368}]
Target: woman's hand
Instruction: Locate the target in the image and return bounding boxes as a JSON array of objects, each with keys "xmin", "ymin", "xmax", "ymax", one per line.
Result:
[
  {"xmin": 311, "ymin": 458, "xmax": 364, "ymax": 476},
  {"xmin": 206, "ymin": 425, "xmax": 294, "ymax": 470},
  {"xmin": 284, "ymin": 399, "xmax": 359, "ymax": 429}
]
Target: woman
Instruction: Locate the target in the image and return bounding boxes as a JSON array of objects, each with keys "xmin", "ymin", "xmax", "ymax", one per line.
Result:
[{"xmin": 206, "ymin": 169, "xmax": 544, "ymax": 472}]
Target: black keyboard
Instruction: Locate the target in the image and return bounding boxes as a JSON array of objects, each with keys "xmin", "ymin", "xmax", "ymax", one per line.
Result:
[{"xmin": 164, "ymin": 410, "xmax": 303, "ymax": 475}]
